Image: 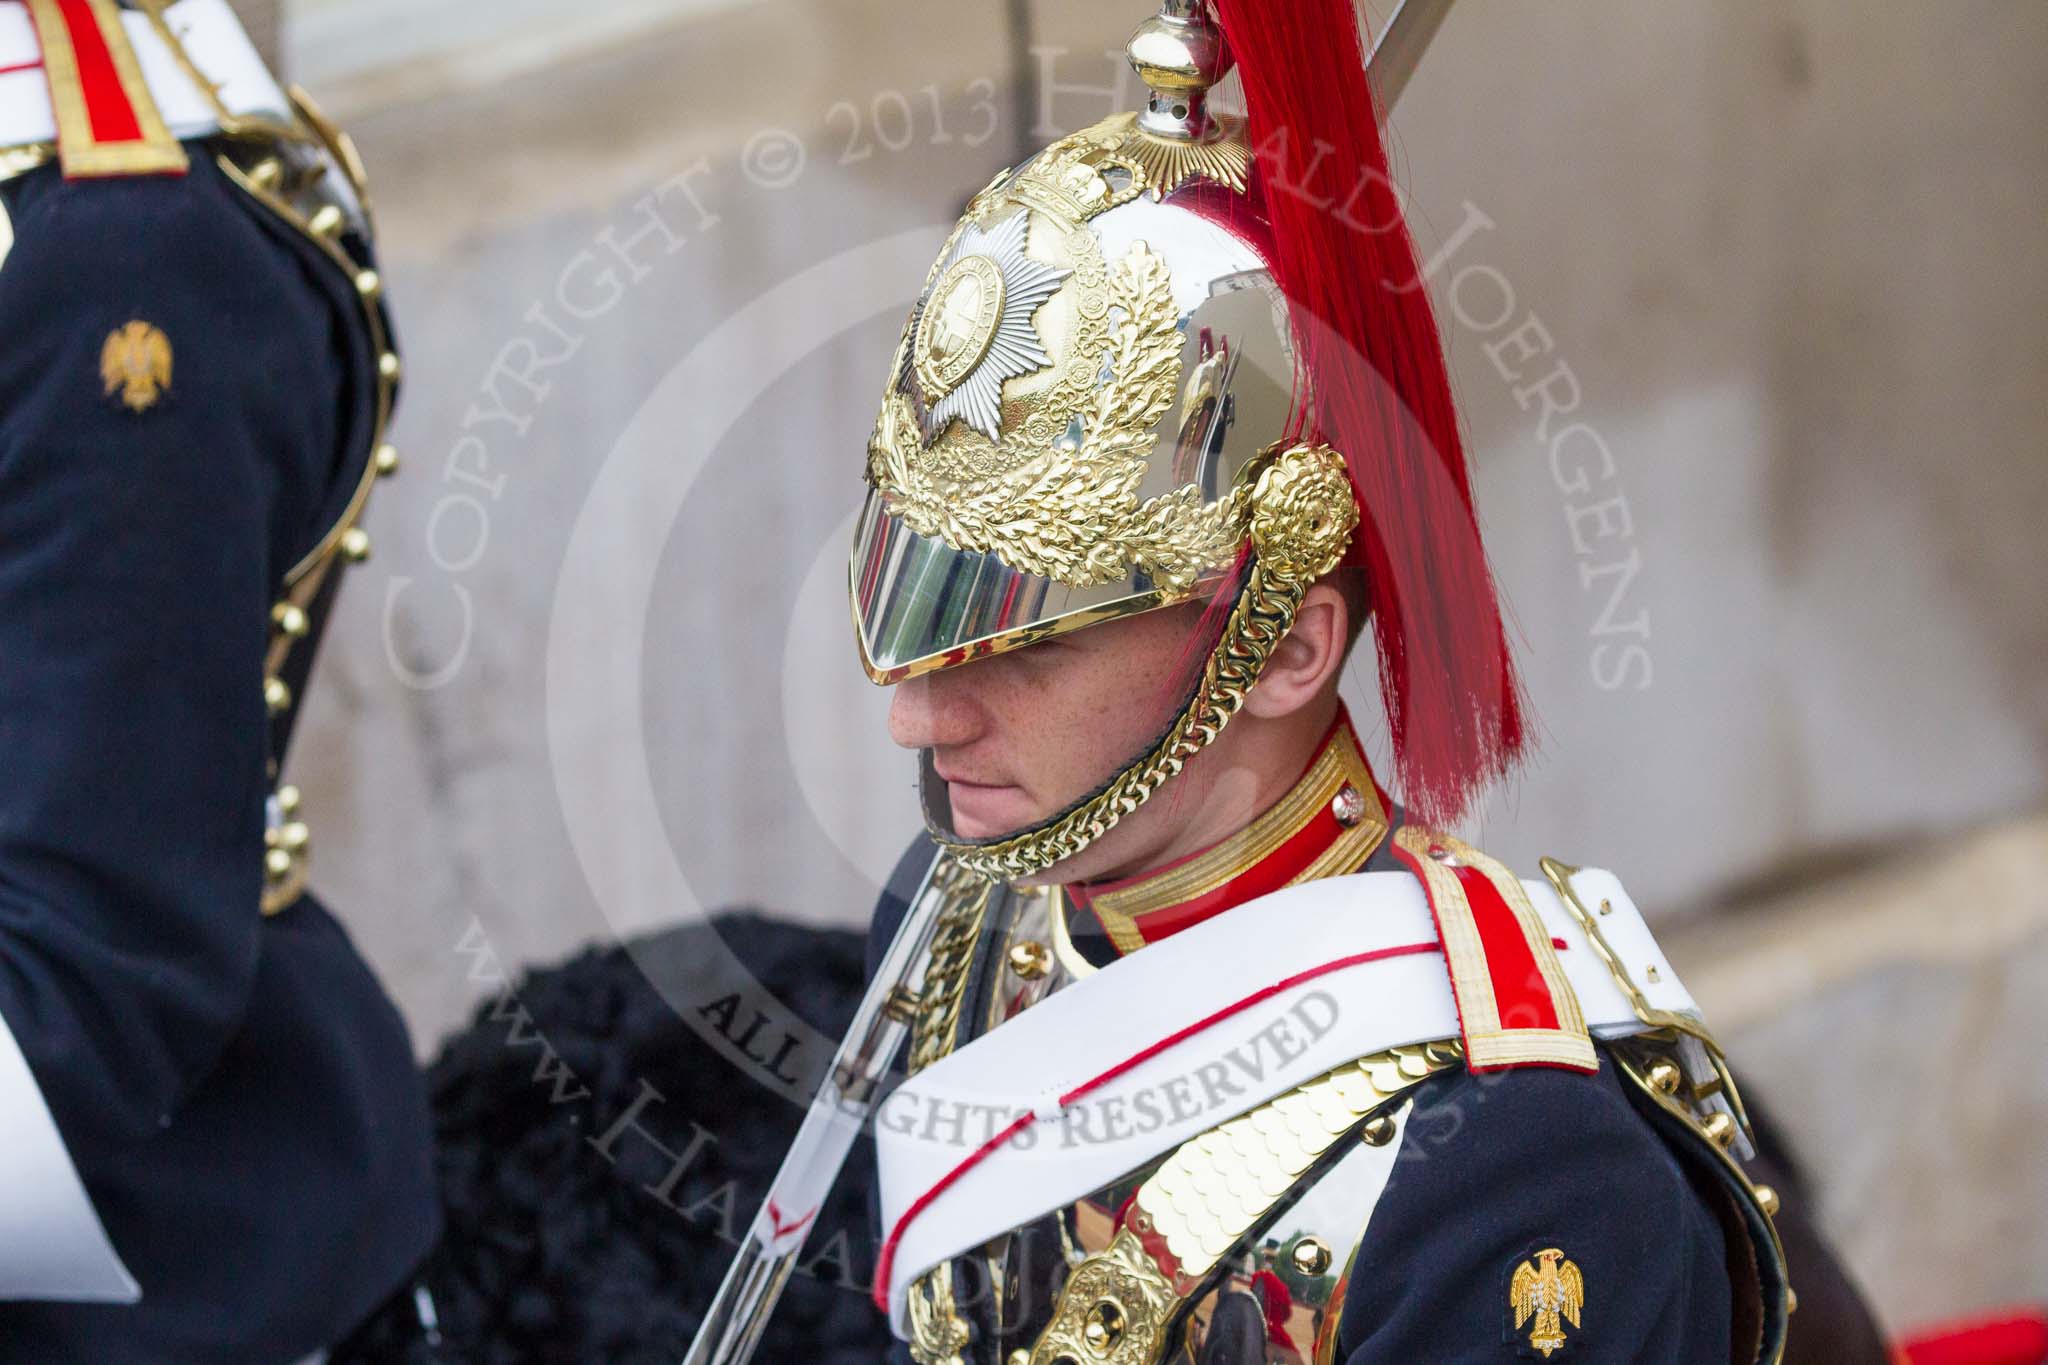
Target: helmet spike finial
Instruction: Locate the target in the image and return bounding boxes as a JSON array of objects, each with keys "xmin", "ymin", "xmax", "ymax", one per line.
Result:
[{"xmin": 1126, "ymin": 0, "xmax": 1233, "ymax": 142}]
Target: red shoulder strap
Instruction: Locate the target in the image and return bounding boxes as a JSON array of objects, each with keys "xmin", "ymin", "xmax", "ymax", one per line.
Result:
[
  {"xmin": 24, "ymin": 0, "xmax": 186, "ymax": 179},
  {"xmin": 1392, "ymin": 826, "xmax": 1596, "ymax": 1073}
]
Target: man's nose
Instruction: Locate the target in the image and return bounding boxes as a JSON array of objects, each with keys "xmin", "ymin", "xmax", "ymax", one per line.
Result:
[{"xmin": 888, "ymin": 671, "xmax": 982, "ymax": 751}]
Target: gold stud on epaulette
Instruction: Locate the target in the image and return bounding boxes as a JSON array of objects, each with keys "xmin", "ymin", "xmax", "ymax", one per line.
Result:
[
  {"xmin": 1753, "ymin": 1184, "xmax": 1780, "ymax": 1217},
  {"xmin": 278, "ymin": 784, "xmax": 302, "ymax": 815},
  {"xmin": 1289, "ymin": 1237, "xmax": 1333, "ymax": 1277},
  {"xmin": 377, "ymin": 352, "xmax": 401, "ymax": 382},
  {"xmin": 354, "ymin": 269, "xmax": 381, "ymax": 300},
  {"xmin": 271, "ymin": 602, "xmax": 310, "ymax": 638},
  {"xmin": 264, "ymin": 846, "xmax": 294, "ymax": 880},
  {"xmin": 308, "ymin": 204, "xmax": 346, "ymax": 238},
  {"xmin": 1360, "ymin": 1115, "xmax": 1397, "ymax": 1147},
  {"xmin": 1701, "ymin": 1112, "xmax": 1737, "ymax": 1149},
  {"xmin": 248, "ymin": 157, "xmax": 283, "ymax": 192},
  {"xmin": 1646, "ymin": 1059, "xmax": 1682, "ymax": 1095},
  {"xmin": 373, "ymin": 443, "xmax": 399, "ymax": 477},
  {"xmin": 263, "ymin": 676, "xmax": 292, "ymax": 714},
  {"xmin": 339, "ymin": 527, "xmax": 372, "ymax": 562}
]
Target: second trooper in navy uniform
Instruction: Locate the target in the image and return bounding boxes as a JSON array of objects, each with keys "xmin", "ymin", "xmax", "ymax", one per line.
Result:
[
  {"xmin": 834, "ymin": 0, "xmax": 1877, "ymax": 1360},
  {"xmin": 0, "ymin": 2, "xmax": 437, "ymax": 1359}
]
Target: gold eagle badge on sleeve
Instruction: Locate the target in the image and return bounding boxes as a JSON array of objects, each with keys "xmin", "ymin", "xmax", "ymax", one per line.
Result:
[
  {"xmin": 1510, "ymin": 1246, "xmax": 1584, "ymax": 1357},
  {"xmin": 101, "ymin": 320, "xmax": 173, "ymax": 413}
]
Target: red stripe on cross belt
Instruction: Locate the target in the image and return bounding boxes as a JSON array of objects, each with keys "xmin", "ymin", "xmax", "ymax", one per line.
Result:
[
  {"xmin": 1452, "ymin": 862, "xmax": 1563, "ymax": 1033},
  {"xmin": 23, "ymin": 0, "xmax": 187, "ymax": 178},
  {"xmin": 50, "ymin": 0, "xmax": 140, "ymax": 142}
]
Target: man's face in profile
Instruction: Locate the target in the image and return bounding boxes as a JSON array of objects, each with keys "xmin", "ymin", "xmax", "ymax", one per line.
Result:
[{"xmin": 885, "ymin": 602, "xmax": 1207, "ymax": 844}]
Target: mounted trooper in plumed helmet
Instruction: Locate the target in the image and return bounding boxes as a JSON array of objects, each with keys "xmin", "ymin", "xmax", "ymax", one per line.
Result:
[{"xmin": 691, "ymin": 3, "xmax": 1799, "ymax": 1362}]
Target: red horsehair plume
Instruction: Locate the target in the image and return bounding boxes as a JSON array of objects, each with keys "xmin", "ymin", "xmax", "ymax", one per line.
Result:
[{"xmin": 1208, "ymin": 0, "xmax": 1531, "ymax": 826}]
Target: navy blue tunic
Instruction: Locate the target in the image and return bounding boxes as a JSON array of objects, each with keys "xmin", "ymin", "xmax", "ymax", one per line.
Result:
[
  {"xmin": 0, "ymin": 150, "xmax": 437, "ymax": 1362},
  {"xmin": 863, "ymin": 835, "xmax": 1740, "ymax": 1362}
]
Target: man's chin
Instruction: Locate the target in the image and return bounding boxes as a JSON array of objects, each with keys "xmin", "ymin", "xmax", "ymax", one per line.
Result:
[{"xmin": 943, "ymin": 782, "xmax": 1040, "ymax": 843}]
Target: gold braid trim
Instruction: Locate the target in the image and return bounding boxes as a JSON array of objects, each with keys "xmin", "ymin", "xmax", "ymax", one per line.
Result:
[
  {"xmin": 906, "ymin": 855, "xmax": 997, "ymax": 1075},
  {"xmin": 24, "ymin": 0, "xmax": 188, "ymax": 178}
]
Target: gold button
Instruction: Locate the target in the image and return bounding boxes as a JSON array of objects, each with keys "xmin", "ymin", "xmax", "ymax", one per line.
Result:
[
  {"xmin": 1754, "ymin": 1184, "xmax": 1781, "ymax": 1217},
  {"xmin": 339, "ymin": 527, "xmax": 373, "ymax": 562},
  {"xmin": 271, "ymin": 602, "xmax": 310, "ymax": 638},
  {"xmin": 263, "ymin": 676, "xmax": 292, "ymax": 714},
  {"xmin": 1330, "ymin": 783, "xmax": 1367, "ymax": 828},
  {"xmin": 1361, "ymin": 1115, "xmax": 1397, "ymax": 1147},
  {"xmin": 263, "ymin": 847, "xmax": 295, "ymax": 880},
  {"xmin": 1289, "ymin": 1236, "xmax": 1332, "ymax": 1277},
  {"xmin": 1008, "ymin": 939, "xmax": 1052, "ymax": 981},
  {"xmin": 1646, "ymin": 1060, "xmax": 1682, "ymax": 1095},
  {"xmin": 354, "ymin": 269, "xmax": 381, "ymax": 299},
  {"xmin": 373, "ymin": 443, "xmax": 400, "ymax": 477},
  {"xmin": 1702, "ymin": 1111, "xmax": 1738, "ymax": 1148}
]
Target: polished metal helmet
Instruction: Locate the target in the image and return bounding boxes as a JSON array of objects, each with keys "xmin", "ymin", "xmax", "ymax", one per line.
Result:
[{"xmin": 852, "ymin": 0, "xmax": 1523, "ymax": 881}]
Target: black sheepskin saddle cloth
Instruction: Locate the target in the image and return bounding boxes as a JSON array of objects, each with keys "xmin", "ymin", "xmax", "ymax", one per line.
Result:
[{"xmin": 333, "ymin": 913, "xmax": 893, "ymax": 1364}]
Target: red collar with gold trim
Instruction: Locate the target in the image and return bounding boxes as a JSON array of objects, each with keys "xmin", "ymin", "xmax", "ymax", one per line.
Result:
[{"xmin": 1064, "ymin": 710, "xmax": 1390, "ymax": 955}]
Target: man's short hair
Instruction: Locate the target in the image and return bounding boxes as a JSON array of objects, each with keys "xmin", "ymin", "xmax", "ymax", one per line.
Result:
[{"xmin": 1331, "ymin": 564, "xmax": 1371, "ymax": 654}]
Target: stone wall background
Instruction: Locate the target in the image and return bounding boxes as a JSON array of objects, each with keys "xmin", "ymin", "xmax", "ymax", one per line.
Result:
[{"xmin": 271, "ymin": 0, "xmax": 2048, "ymax": 1335}]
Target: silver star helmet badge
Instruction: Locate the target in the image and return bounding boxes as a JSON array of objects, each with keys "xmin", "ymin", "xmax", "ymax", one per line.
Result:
[{"xmin": 909, "ymin": 210, "xmax": 1070, "ymax": 443}]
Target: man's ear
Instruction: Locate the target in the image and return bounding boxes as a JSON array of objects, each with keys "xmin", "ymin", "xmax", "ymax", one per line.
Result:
[{"xmin": 1244, "ymin": 580, "xmax": 1350, "ymax": 719}]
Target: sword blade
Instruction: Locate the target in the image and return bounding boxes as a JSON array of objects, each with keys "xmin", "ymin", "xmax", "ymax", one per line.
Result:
[{"xmin": 681, "ymin": 853, "xmax": 947, "ymax": 1365}]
